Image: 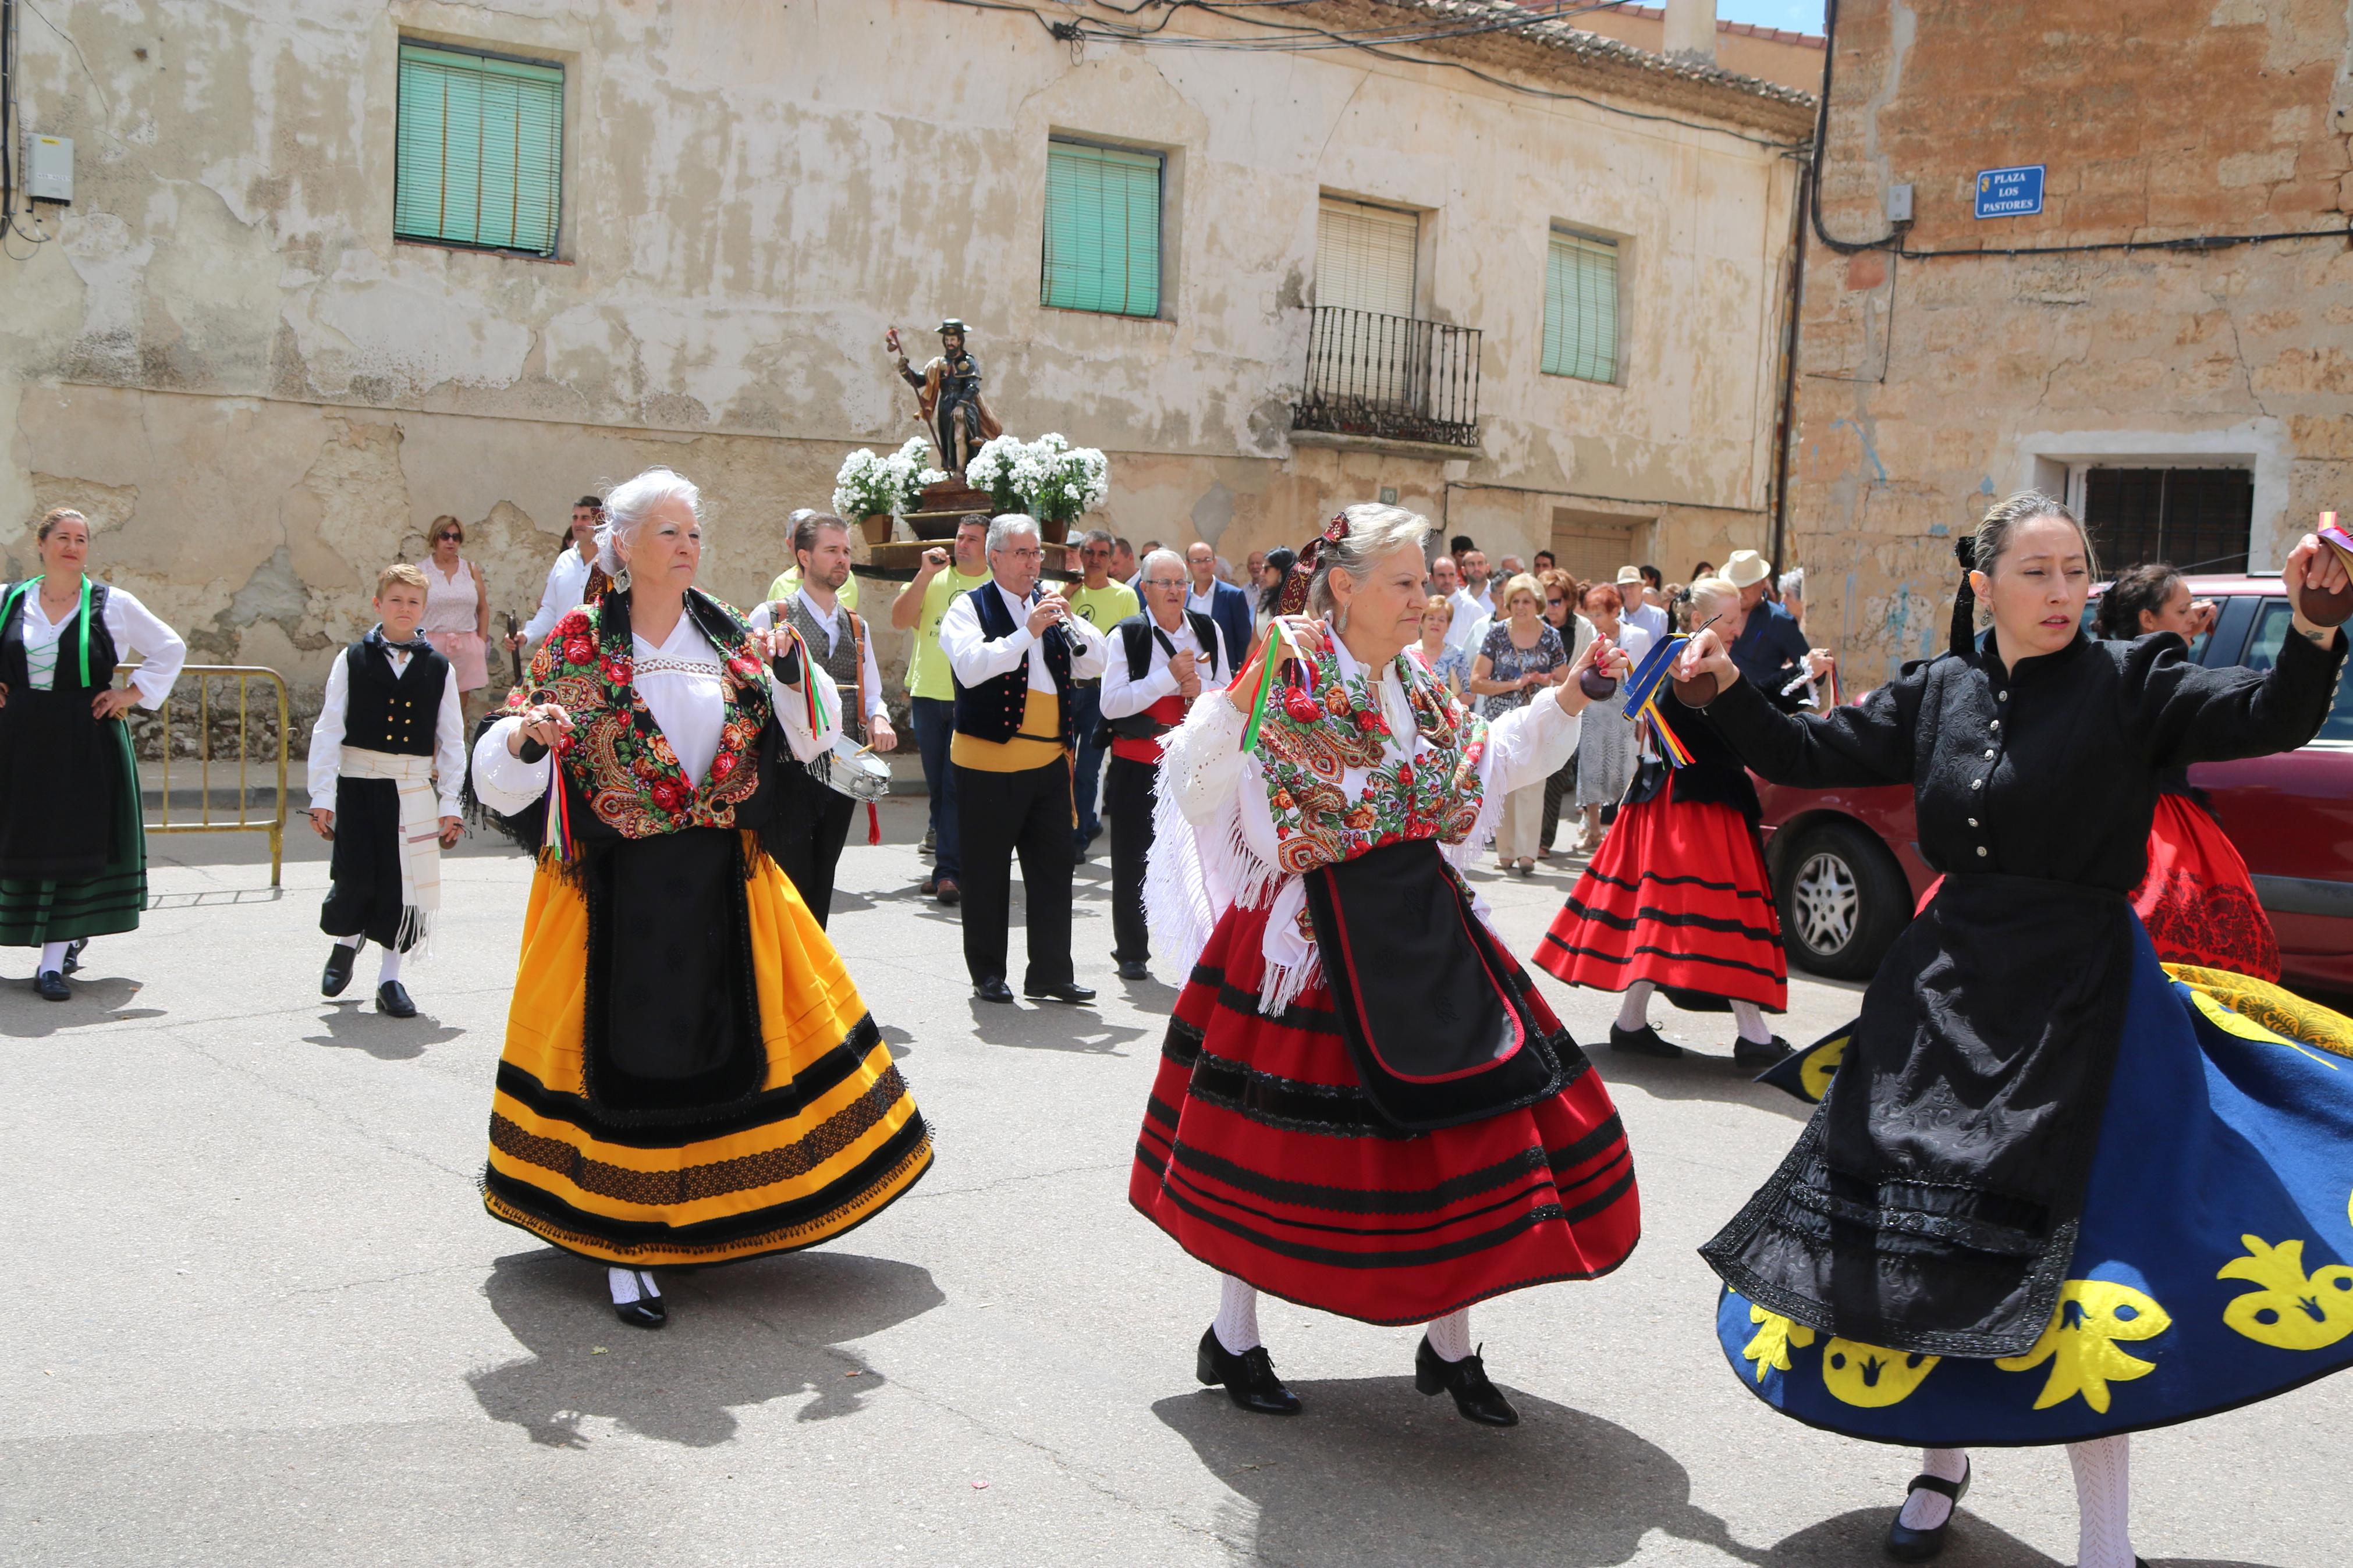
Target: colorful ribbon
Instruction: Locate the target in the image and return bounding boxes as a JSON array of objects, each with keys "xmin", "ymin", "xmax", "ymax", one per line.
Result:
[
  {"xmin": 1240, "ymin": 618, "xmax": 1311, "ymax": 755},
  {"xmin": 1620, "ymin": 632, "xmax": 1694, "ymax": 769}
]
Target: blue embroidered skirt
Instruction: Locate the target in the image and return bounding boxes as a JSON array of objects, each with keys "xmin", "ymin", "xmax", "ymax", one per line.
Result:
[{"xmin": 1717, "ymin": 927, "xmax": 2353, "ymax": 1447}]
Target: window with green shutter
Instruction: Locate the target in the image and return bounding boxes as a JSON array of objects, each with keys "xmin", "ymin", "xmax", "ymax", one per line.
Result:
[
  {"xmin": 1542, "ymin": 229, "xmax": 1620, "ymax": 383},
  {"xmin": 395, "ymin": 42, "xmax": 564, "ymax": 257},
  {"xmin": 1041, "ymin": 140, "xmax": 1162, "ymax": 318}
]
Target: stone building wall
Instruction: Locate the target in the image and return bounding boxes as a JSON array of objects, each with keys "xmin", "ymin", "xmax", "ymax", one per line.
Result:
[
  {"xmin": 1790, "ymin": 0, "xmax": 2353, "ymax": 683},
  {"xmin": 1, "ymin": 0, "xmax": 1809, "ymax": 724}
]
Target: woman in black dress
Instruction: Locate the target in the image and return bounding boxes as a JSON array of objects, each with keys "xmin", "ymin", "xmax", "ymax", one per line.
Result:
[{"xmin": 1680, "ymin": 492, "xmax": 2353, "ymax": 1568}]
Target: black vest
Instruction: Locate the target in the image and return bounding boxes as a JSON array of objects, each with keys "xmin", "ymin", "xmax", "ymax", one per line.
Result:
[
  {"xmin": 952, "ymin": 584, "xmax": 1076, "ymax": 746},
  {"xmin": 341, "ymin": 638, "xmax": 449, "ymax": 757},
  {"xmin": 0, "ymin": 579, "xmax": 118, "ymax": 694},
  {"xmin": 1106, "ymin": 609, "xmax": 1220, "ymax": 741},
  {"xmin": 783, "ymin": 596, "xmax": 866, "ymax": 745}
]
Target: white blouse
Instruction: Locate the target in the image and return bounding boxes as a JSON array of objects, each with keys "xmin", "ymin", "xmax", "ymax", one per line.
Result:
[
  {"xmin": 16, "ymin": 582, "xmax": 186, "ymax": 708},
  {"xmin": 469, "ymin": 611, "xmax": 840, "ymax": 817},
  {"xmin": 519, "ymin": 547, "xmax": 597, "ymax": 648}
]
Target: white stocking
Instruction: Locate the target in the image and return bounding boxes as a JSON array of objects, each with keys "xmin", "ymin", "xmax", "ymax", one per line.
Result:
[
  {"xmin": 1898, "ymin": 1446, "xmax": 1969, "ymax": 1530},
  {"xmin": 337, "ymin": 932, "xmax": 364, "ymax": 950},
  {"xmin": 636, "ymin": 1269, "xmax": 661, "ymax": 1299},
  {"xmin": 37, "ymin": 940, "xmax": 69, "ymax": 975},
  {"xmin": 1425, "ymin": 1308, "xmax": 1473, "ymax": 1363},
  {"xmin": 1614, "ymin": 980, "xmax": 1656, "ymax": 1033},
  {"xmin": 377, "ymin": 948, "xmax": 402, "ymax": 986},
  {"xmin": 1213, "ymin": 1272, "xmax": 1261, "ymax": 1354},
  {"xmin": 608, "ymin": 1266, "xmax": 642, "ymax": 1304},
  {"xmin": 2068, "ymin": 1435, "xmax": 2134, "ymax": 1568},
  {"xmin": 1730, "ymin": 1000, "xmax": 1773, "ymax": 1044}
]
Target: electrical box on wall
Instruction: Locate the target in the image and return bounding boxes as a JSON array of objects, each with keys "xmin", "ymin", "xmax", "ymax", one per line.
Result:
[
  {"xmin": 27, "ymin": 135, "xmax": 73, "ymax": 204},
  {"xmin": 1885, "ymin": 183, "xmax": 1914, "ymax": 225}
]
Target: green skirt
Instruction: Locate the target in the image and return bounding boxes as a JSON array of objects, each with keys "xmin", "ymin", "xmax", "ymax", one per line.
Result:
[{"xmin": 0, "ymin": 724, "xmax": 145, "ymax": 945}]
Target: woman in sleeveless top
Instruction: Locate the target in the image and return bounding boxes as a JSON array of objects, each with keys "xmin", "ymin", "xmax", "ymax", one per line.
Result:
[
  {"xmin": 417, "ymin": 515, "xmax": 490, "ymax": 720},
  {"xmin": 0, "ymin": 508, "xmax": 186, "ymax": 1000}
]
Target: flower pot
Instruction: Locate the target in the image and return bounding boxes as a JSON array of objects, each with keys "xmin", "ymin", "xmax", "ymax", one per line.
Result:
[{"xmin": 858, "ymin": 514, "xmax": 893, "ymax": 546}]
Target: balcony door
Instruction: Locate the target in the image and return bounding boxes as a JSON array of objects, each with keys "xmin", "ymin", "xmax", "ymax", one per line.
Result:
[{"xmin": 1316, "ymin": 197, "xmax": 1419, "ymax": 410}]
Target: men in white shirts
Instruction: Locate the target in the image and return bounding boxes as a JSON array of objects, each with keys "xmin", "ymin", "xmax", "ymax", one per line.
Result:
[
  {"xmin": 1446, "ymin": 547, "xmax": 1495, "ymax": 650},
  {"xmin": 1617, "ymin": 564, "xmax": 1669, "ymax": 644},
  {"xmin": 750, "ymin": 513, "xmax": 893, "ymax": 927},
  {"xmin": 507, "ymin": 495, "xmax": 604, "ymax": 660},
  {"xmin": 940, "ymin": 514, "xmax": 1109, "ymax": 1004},
  {"xmin": 1427, "ymin": 553, "xmax": 1460, "ymax": 601},
  {"xmin": 1098, "ymin": 549, "xmax": 1227, "ymax": 982}
]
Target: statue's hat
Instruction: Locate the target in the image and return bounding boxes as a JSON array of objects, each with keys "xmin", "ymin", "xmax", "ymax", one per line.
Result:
[{"xmin": 937, "ymin": 318, "xmax": 969, "ymax": 336}]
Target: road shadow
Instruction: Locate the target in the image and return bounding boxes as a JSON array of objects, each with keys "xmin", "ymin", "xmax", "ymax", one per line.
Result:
[
  {"xmin": 301, "ymin": 1002, "xmax": 466, "ymax": 1061},
  {"xmin": 1156, "ymin": 1377, "xmax": 1765, "ymax": 1567},
  {"xmin": 1580, "ymin": 1047, "xmax": 1812, "ymax": 1122},
  {"xmin": 876, "ymin": 1022, "xmax": 915, "ymax": 1059},
  {"xmin": 0, "ymin": 974, "xmax": 164, "ymax": 1036},
  {"xmin": 470, "ymin": 1247, "xmax": 945, "ymax": 1449},
  {"xmin": 964, "ymin": 996, "xmax": 1147, "ymax": 1054}
]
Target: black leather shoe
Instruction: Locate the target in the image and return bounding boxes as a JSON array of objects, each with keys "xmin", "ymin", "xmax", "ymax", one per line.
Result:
[
  {"xmin": 1609, "ymin": 1022, "xmax": 1683, "ymax": 1058},
  {"xmin": 63, "ymin": 938, "xmax": 87, "ymax": 975},
  {"xmin": 375, "ymin": 980, "xmax": 417, "ymax": 1018},
  {"xmin": 1116, "ymin": 959, "xmax": 1151, "ymax": 982},
  {"xmin": 613, "ymin": 1296, "xmax": 668, "ymax": 1329},
  {"xmin": 34, "ymin": 969, "xmax": 69, "ymax": 1002},
  {"xmin": 1025, "ymin": 980, "xmax": 1096, "ymax": 1003},
  {"xmin": 1734, "ymin": 1034, "xmax": 1793, "ymax": 1068},
  {"xmin": 322, "ymin": 944, "xmax": 357, "ymax": 998},
  {"xmin": 934, "ymin": 879, "xmax": 961, "ymax": 906},
  {"xmin": 1195, "ymin": 1325, "xmax": 1301, "ymax": 1415},
  {"xmin": 974, "ymin": 978, "xmax": 1016, "ymax": 1004},
  {"xmin": 1414, "ymin": 1337, "xmax": 1520, "ymax": 1427},
  {"xmin": 1884, "ymin": 1462, "xmax": 1970, "ymax": 1561}
]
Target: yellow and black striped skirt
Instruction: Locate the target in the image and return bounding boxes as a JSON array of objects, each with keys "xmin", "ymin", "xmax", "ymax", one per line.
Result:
[{"xmin": 482, "ymin": 832, "xmax": 931, "ymax": 1267}]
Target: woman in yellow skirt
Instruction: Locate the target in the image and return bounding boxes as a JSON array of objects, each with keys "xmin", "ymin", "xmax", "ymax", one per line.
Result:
[{"xmin": 469, "ymin": 467, "xmax": 931, "ymax": 1328}]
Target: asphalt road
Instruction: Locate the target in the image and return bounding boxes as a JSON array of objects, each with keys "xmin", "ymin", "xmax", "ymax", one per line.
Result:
[{"xmin": 3, "ymin": 801, "xmax": 2343, "ymax": 1567}]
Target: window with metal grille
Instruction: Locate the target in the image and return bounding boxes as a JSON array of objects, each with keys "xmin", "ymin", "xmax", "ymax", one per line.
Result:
[
  {"xmin": 1041, "ymin": 140, "xmax": 1162, "ymax": 318},
  {"xmin": 1542, "ymin": 229, "xmax": 1620, "ymax": 383},
  {"xmin": 395, "ymin": 42, "xmax": 563, "ymax": 257},
  {"xmin": 1316, "ymin": 197, "xmax": 1418, "ymax": 318},
  {"xmin": 2081, "ymin": 467, "xmax": 2253, "ymax": 575}
]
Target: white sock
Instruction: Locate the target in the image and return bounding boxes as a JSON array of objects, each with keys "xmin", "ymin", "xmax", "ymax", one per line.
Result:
[
  {"xmin": 1898, "ymin": 1447, "xmax": 1969, "ymax": 1530},
  {"xmin": 2068, "ymin": 1435, "xmax": 2134, "ymax": 1568},
  {"xmin": 637, "ymin": 1269, "xmax": 661, "ymax": 1298},
  {"xmin": 608, "ymin": 1267, "xmax": 642, "ymax": 1304},
  {"xmin": 1614, "ymin": 980, "xmax": 1656, "ymax": 1033},
  {"xmin": 1731, "ymin": 1000, "xmax": 1774, "ymax": 1045},
  {"xmin": 377, "ymin": 948, "xmax": 402, "ymax": 986},
  {"xmin": 1213, "ymin": 1272, "xmax": 1261, "ymax": 1354},
  {"xmin": 37, "ymin": 940, "xmax": 69, "ymax": 975},
  {"xmin": 337, "ymin": 932, "xmax": 364, "ymax": 950},
  {"xmin": 1425, "ymin": 1308, "xmax": 1473, "ymax": 1363}
]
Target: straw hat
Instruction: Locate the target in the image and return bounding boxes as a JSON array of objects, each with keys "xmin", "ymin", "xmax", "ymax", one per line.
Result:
[
  {"xmin": 1614, "ymin": 565, "xmax": 1645, "ymax": 586},
  {"xmin": 1722, "ymin": 550, "xmax": 1772, "ymax": 589}
]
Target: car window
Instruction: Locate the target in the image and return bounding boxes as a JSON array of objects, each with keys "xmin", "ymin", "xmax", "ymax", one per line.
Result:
[{"xmin": 2242, "ymin": 599, "xmax": 2353, "ymax": 742}]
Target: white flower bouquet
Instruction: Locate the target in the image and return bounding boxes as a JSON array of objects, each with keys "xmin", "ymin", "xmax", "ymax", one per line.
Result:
[
  {"xmin": 832, "ymin": 437, "xmax": 947, "ymax": 522},
  {"xmin": 963, "ymin": 432, "xmax": 1109, "ymax": 525}
]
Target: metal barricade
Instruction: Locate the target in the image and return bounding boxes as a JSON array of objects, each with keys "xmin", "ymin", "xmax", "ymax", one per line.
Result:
[{"xmin": 120, "ymin": 663, "xmax": 291, "ymax": 887}]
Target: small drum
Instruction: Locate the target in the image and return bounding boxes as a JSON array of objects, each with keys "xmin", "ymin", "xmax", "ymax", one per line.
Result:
[{"xmin": 812, "ymin": 733, "xmax": 891, "ymax": 801}]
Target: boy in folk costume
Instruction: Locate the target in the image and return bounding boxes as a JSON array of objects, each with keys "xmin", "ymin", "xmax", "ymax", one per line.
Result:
[{"xmin": 307, "ymin": 564, "xmax": 466, "ymax": 1017}]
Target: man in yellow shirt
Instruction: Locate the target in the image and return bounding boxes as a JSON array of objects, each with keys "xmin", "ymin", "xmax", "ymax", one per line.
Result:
[
  {"xmin": 1058, "ymin": 529, "xmax": 1138, "ymax": 858},
  {"xmin": 890, "ymin": 513, "xmax": 991, "ymax": 904}
]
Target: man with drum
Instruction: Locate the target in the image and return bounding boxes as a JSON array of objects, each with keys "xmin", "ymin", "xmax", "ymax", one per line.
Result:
[{"xmin": 753, "ymin": 512, "xmax": 892, "ymax": 926}]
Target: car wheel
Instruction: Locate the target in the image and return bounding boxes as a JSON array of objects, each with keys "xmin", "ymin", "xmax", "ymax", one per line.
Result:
[{"xmin": 1776, "ymin": 821, "xmax": 1908, "ymax": 981}]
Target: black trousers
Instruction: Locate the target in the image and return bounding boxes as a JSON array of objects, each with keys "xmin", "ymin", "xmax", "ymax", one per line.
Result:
[
  {"xmin": 954, "ymin": 755, "xmax": 1075, "ymax": 988},
  {"xmin": 1104, "ymin": 755, "xmax": 1158, "ymax": 963},
  {"xmin": 772, "ymin": 785, "xmax": 857, "ymax": 929}
]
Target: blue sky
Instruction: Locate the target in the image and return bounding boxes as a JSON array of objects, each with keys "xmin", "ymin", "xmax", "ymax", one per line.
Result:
[{"xmin": 1715, "ymin": 0, "xmax": 1825, "ymax": 32}]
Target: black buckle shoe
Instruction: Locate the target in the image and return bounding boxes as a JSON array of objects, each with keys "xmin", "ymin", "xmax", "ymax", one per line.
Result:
[
  {"xmin": 613, "ymin": 1293, "xmax": 668, "ymax": 1329},
  {"xmin": 1884, "ymin": 1462, "xmax": 1969, "ymax": 1561},
  {"xmin": 34, "ymin": 969, "xmax": 69, "ymax": 1002},
  {"xmin": 1116, "ymin": 959, "xmax": 1151, "ymax": 982},
  {"xmin": 375, "ymin": 980, "xmax": 417, "ymax": 1018},
  {"xmin": 63, "ymin": 938, "xmax": 87, "ymax": 975},
  {"xmin": 974, "ymin": 977, "xmax": 1015, "ymax": 1004},
  {"xmin": 322, "ymin": 944, "xmax": 358, "ymax": 998},
  {"xmin": 1195, "ymin": 1325, "xmax": 1301, "ymax": 1415},
  {"xmin": 1734, "ymin": 1033, "xmax": 1793, "ymax": 1068},
  {"xmin": 1609, "ymin": 1022, "xmax": 1683, "ymax": 1058},
  {"xmin": 1024, "ymin": 980, "xmax": 1096, "ymax": 1003},
  {"xmin": 1414, "ymin": 1337, "xmax": 1519, "ymax": 1427}
]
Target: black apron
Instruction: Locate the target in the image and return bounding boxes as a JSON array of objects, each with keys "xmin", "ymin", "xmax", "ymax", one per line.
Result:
[{"xmin": 0, "ymin": 579, "xmax": 125, "ymax": 880}]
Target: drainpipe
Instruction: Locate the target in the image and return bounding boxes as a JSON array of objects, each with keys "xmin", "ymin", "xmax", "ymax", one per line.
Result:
[
  {"xmin": 1663, "ymin": 0, "xmax": 1719, "ymax": 66},
  {"xmin": 1769, "ymin": 159, "xmax": 1811, "ymax": 572}
]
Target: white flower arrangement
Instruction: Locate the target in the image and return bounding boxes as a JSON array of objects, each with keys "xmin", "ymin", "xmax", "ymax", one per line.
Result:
[
  {"xmin": 963, "ymin": 432, "xmax": 1109, "ymax": 524},
  {"xmin": 832, "ymin": 437, "xmax": 947, "ymax": 521}
]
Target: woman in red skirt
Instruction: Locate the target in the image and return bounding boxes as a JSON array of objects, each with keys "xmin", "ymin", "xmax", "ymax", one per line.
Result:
[
  {"xmin": 2096, "ymin": 563, "xmax": 2282, "ymax": 980},
  {"xmin": 1132, "ymin": 504, "xmax": 1642, "ymax": 1426},
  {"xmin": 1536, "ymin": 577, "xmax": 1793, "ymax": 1065}
]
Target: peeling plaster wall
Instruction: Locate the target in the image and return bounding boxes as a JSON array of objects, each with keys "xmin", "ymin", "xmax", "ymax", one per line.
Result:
[
  {"xmin": 3, "ymin": 0, "xmax": 1800, "ymax": 719},
  {"xmin": 1791, "ymin": 0, "xmax": 2353, "ymax": 683}
]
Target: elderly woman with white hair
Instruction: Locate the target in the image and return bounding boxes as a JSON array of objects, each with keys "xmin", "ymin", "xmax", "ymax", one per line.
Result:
[
  {"xmin": 466, "ymin": 467, "xmax": 932, "ymax": 1329},
  {"xmin": 1131, "ymin": 503, "xmax": 1641, "ymax": 1427}
]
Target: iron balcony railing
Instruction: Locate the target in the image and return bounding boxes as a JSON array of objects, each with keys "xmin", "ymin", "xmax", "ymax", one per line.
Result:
[{"xmin": 1292, "ymin": 305, "xmax": 1482, "ymax": 449}]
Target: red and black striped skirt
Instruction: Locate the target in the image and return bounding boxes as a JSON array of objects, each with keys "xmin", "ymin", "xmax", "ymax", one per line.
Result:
[
  {"xmin": 1535, "ymin": 794, "xmax": 1787, "ymax": 1010},
  {"xmin": 1129, "ymin": 898, "xmax": 1641, "ymax": 1326}
]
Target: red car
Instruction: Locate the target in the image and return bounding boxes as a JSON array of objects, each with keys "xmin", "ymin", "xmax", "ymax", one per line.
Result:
[{"xmin": 1756, "ymin": 574, "xmax": 2353, "ymax": 990}]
